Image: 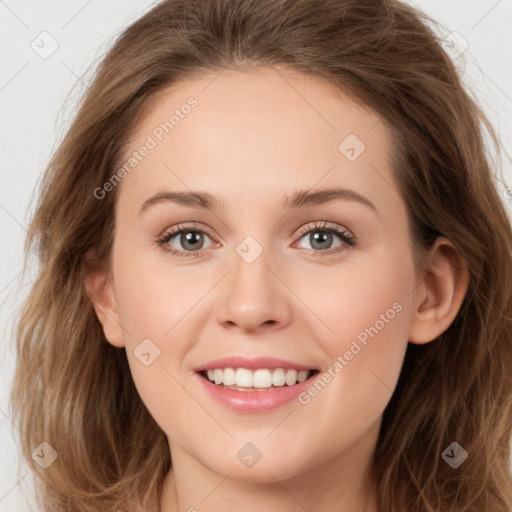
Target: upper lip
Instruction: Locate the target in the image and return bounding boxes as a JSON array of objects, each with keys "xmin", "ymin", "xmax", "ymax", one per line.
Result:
[{"xmin": 194, "ymin": 356, "xmax": 317, "ymax": 372}]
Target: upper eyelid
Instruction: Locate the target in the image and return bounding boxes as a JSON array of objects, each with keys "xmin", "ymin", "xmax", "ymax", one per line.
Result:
[
  {"xmin": 297, "ymin": 220, "xmax": 353, "ymax": 236},
  {"xmin": 162, "ymin": 222, "xmax": 217, "ymax": 240}
]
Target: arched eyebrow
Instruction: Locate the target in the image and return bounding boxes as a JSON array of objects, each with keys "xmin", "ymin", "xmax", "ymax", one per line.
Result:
[
  {"xmin": 139, "ymin": 190, "xmax": 220, "ymax": 214},
  {"xmin": 138, "ymin": 187, "xmax": 378, "ymax": 216},
  {"xmin": 284, "ymin": 187, "xmax": 378, "ymax": 215}
]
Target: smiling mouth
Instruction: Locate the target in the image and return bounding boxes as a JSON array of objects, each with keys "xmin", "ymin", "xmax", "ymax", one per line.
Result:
[{"xmin": 198, "ymin": 368, "xmax": 320, "ymax": 392}]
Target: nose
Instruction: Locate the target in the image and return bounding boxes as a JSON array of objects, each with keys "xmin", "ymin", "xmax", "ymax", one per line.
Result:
[{"xmin": 215, "ymin": 245, "xmax": 292, "ymax": 333}]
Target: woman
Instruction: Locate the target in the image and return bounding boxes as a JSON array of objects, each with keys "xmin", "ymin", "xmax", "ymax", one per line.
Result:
[{"xmin": 10, "ymin": 0, "xmax": 512, "ymax": 510}]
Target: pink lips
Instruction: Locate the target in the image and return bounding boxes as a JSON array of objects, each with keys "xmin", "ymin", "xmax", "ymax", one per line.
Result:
[
  {"xmin": 194, "ymin": 356, "xmax": 318, "ymax": 413},
  {"xmin": 194, "ymin": 356, "xmax": 314, "ymax": 372}
]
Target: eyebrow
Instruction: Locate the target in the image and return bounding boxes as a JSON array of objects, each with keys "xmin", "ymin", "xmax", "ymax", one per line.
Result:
[{"xmin": 139, "ymin": 187, "xmax": 378, "ymax": 216}]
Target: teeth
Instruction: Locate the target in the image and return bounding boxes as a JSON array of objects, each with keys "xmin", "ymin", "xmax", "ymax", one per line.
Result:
[
  {"xmin": 213, "ymin": 369, "xmax": 222, "ymax": 385},
  {"xmin": 203, "ymin": 368, "xmax": 311, "ymax": 389},
  {"xmin": 253, "ymin": 369, "xmax": 272, "ymax": 388},
  {"xmin": 297, "ymin": 370, "xmax": 308, "ymax": 383},
  {"xmin": 223, "ymin": 367, "xmax": 236, "ymax": 386},
  {"xmin": 235, "ymin": 368, "xmax": 253, "ymax": 387},
  {"xmin": 272, "ymin": 368, "xmax": 286, "ymax": 387}
]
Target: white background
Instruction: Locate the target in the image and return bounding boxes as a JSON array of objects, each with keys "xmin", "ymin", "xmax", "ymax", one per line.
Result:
[{"xmin": 1, "ymin": 1, "xmax": 512, "ymax": 510}]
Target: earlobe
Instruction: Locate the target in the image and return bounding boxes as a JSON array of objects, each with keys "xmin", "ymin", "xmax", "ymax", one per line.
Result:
[
  {"xmin": 408, "ymin": 237, "xmax": 470, "ymax": 345},
  {"xmin": 83, "ymin": 258, "xmax": 126, "ymax": 348}
]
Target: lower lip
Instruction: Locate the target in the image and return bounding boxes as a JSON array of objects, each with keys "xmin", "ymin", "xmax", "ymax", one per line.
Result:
[{"xmin": 196, "ymin": 372, "xmax": 318, "ymax": 413}]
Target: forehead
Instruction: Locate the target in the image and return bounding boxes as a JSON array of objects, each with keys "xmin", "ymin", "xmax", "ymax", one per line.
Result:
[{"xmin": 116, "ymin": 66, "xmax": 399, "ymax": 218}]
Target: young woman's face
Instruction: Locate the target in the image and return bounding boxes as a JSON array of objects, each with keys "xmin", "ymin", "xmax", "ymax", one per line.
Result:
[{"xmin": 107, "ymin": 67, "xmax": 420, "ymax": 483}]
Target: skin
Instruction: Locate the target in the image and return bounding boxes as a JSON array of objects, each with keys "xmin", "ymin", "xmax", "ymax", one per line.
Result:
[{"xmin": 85, "ymin": 66, "xmax": 469, "ymax": 512}]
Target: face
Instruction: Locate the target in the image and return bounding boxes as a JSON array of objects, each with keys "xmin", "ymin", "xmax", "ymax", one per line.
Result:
[{"xmin": 100, "ymin": 67, "xmax": 420, "ymax": 484}]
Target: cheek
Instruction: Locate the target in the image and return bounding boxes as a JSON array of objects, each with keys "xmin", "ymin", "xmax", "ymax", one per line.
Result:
[
  {"xmin": 110, "ymin": 245, "xmax": 204, "ymax": 411},
  {"xmin": 113, "ymin": 244, "xmax": 205, "ymax": 343},
  {"xmin": 300, "ymin": 249, "xmax": 412, "ymax": 342},
  {"xmin": 295, "ymin": 247, "xmax": 414, "ymax": 400},
  {"xmin": 282, "ymin": 258, "xmax": 413, "ymax": 455},
  {"xmin": 112, "ymin": 262, "xmax": 202, "ymax": 436}
]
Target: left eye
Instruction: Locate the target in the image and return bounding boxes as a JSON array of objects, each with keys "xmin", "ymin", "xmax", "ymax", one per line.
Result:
[
  {"xmin": 293, "ymin": 221, "xmax": 356, "ymax": 255},
  {"xmin": 296, "ymin": 229, "xmax": 344, "ymax": 251}
]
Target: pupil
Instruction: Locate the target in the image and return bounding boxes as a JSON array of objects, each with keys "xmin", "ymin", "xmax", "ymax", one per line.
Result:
[
  {"xmin": 311, "ymin": 231, "xmax": 332, "ymax": 250},
  {"xmin": 182, "ymin": 231, "xmax": 203, "ymax": 250}
]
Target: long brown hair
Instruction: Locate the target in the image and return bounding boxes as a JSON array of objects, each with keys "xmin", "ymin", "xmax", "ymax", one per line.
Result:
[{"xmin": 10, "ymin": 0, "xmax": 512, "ymax": 510}]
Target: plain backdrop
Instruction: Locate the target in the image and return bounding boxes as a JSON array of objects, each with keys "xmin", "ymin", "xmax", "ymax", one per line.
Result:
[{"xmin": 1, "ymin": 1, "xmax": 512, "ymax": 510}]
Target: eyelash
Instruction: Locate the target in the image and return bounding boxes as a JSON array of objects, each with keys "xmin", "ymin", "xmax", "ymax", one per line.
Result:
[{"xmin": 155, "ymin": 220, "xmax": 357, "ymax": 259}]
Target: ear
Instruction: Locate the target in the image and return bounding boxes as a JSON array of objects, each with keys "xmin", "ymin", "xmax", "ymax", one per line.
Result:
[
  {"xmin": 408, "ymin": 236, "xmax": 470, "ymax": 345},
  {"xmin": 83, "ymin": 253, "xmax": 126, "ymax": 348}
]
